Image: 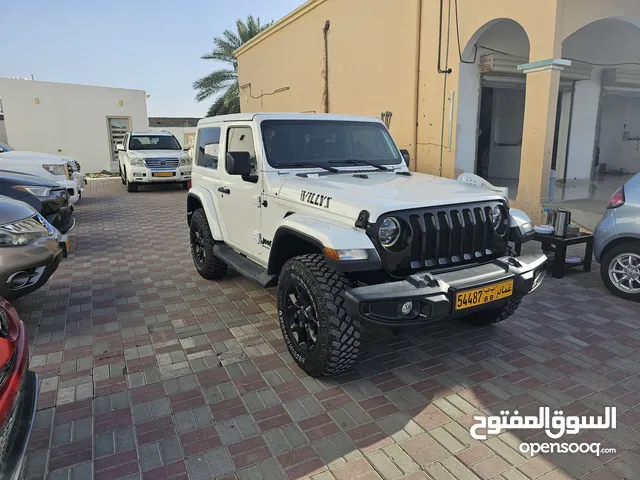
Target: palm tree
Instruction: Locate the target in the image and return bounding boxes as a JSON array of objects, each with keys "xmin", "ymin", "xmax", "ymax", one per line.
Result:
[{"xmin": 194, "ymin": 16, "xmax": 271, "ymax": 116}]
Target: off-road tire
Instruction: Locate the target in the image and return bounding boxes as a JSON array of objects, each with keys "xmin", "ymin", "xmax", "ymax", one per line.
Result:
[
  {"xmin": 120, "ymin": 165, "xmax": 125, "ymax": 185},
  {"xmin": 462, "ymin": 297, "xmax": 522, "ymax": 326},
  {"xmin": 277, "ymin": 254, "xmax": 360, "ymax": 377},
  {"xmin": 182, "ymin": 182, "xmax": 189, "ymax": 190},
  {"xmin": 126, "ymin": 177, "xmax": 138, "ymax": 192},
  {"xmin": 190, "ymin": 209, "xmax": 228, "ymax": 280},
  {"xmin": 600, "ymin": 243, "xmax": 640, "ymax": 302}
]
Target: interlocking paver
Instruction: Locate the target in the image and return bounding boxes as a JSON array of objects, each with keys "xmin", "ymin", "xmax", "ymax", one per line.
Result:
[{"xmin": 16, "ymin": 179, "xmax": 640, "ymax": 479}]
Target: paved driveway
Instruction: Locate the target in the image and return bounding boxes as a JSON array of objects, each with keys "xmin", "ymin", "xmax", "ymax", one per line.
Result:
[{"xmin": 15, "ymin": 178, "xmax": 640, "ymax": 480}]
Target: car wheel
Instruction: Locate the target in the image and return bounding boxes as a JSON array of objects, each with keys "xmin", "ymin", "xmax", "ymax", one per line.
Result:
[
  {"xmin": 182, "ymin": 182, "xmax": 189, "ymax": 190},
  {"xmin": 126, "ymin": 174, "xmax": 138, "ymax": 192},
  {"xmin": 120, "ymin": 165, "xmax": 125, "ymax": 185},
  {"xmin": 190, "ymin": 209, "xmax": 228, "ymax": 279},
  {"xmin": 601, "ymin": 243, "xmax": 640, "ymax": 302},
  {"xmin": 461, "ymin": 297, "xmax": 522, "ymax": 326},
  {"xmin": 277, "ymin": 254, "xmax": 360, "ymax": 377}
]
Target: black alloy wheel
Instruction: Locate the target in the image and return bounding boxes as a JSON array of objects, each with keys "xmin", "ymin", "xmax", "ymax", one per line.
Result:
[{"xmin": 283, "ymin": 283, "xmax": 319, "ymax": 354}]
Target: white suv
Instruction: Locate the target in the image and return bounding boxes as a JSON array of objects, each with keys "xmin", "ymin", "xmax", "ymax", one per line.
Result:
[
  {"xmin": 118, "ymin": 132, "xmax": 191, "ymax": 192},
  {"xmin": 187, "ymin": 113, "xmax": 547, "ymax": 377}
]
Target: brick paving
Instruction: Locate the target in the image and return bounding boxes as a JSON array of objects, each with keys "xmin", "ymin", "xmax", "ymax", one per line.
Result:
[{"xmin": 14, "ymin": 177, "xmax": 640, "ymax": 480}]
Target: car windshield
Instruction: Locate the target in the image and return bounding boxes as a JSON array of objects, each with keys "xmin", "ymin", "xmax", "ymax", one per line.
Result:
[
  {"xmin": 129, "ymin": 135, "xmax": 181, "ymax": 150},
  {"xmin": 0, "ymin": 141, "xmax": 13, "ymax": 152},
  {"xmin": 261, "ymin": 120, "xmax": 402, "ymax": 169}
]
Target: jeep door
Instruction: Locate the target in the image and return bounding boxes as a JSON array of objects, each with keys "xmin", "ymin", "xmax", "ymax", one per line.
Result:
[{"xmin": 216, "ymin": 123, "xmax": 262, "ymax": 259}]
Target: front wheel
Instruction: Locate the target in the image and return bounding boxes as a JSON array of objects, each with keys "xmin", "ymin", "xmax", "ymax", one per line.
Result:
[
  {"xmin": 601, "ymin": 243, "xmax": 640, "ymax": 302},
  {"xmin": 190, "ymin": 209, "xmax": 228, "ymax": 279},
  {"xmin": 277, "ymin": 254, "xmax": 360, "ymax": 377},
  {"xmin": 182, "ymin": 181, "xmax": 189, "ymax": 190},
  {"xmin": 461, "ymin": 297, "xmax": 522, "ymax": 326},
  {"xmin": 120, "ymin": 165, "xmax": 126, "ymax": 185}
]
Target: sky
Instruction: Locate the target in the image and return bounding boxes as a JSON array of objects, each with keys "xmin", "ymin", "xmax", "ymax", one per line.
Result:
[{"xmin": 0, "ymin": 0, "xmax": 305, "ymax": 117}]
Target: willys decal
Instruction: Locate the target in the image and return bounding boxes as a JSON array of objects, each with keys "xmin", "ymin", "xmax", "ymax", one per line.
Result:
[{"xmin": 300, "ymin": 190, "xmax": 332, "ymax": 209}]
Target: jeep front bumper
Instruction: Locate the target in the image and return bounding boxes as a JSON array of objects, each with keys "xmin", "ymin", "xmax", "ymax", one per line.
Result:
[{"xmin": 344, "ymin": 253, "xmax": 547, "ymax": 326}]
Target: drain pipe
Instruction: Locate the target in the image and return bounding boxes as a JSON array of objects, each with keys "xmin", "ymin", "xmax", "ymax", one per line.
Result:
[
  {"xmin": 323, "ymin": 20, "xmax": 331, "ymax": 113},
  {"xmin": 413, "ymin": 0, "xmax": 423, "ymax": 172}
]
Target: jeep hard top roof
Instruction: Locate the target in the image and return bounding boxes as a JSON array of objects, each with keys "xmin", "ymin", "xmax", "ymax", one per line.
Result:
[{"xmin": 198, "ymin": 113, "xmax": 384, "ymax": 127}]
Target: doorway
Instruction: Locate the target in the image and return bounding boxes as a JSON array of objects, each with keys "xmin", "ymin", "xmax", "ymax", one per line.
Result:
[
  {"xmin": 476, "ymin": 87, "xmax": 493, "ymax": 177},
  {"xmin": 107, "ymin": 117, "xmax": 131, "ymax": 172}
]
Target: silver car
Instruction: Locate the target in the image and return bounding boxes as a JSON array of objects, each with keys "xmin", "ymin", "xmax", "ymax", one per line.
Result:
[
  {"xmin": 594, "ymin": 173, "xmax": 640, "ymax": 301},
  {"xmin": 0, "ymin": 196, "xmax": 64, "ymax": 300}
]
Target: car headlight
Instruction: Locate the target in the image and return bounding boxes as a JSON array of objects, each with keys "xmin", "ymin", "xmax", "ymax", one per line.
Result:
[
  {"xmin": 130, "ymin": 158, "xmax": 146, "ymax": 167},
  {"xmin": 491, "ymin": 205, "xmax": 509, "ymax": 236},
  {"xmin": 42, "ymin": 164, "xmax": 66, "ymax": 176},
  {"xmin": 180, "ymin": 157, "xmax": 191, "ymax": 167},
  {"xmin": 11, "ymin": 185, "xmax": 52, "ymax": 197},
  {"xmin": 378, "ymin": 217, "xmax": 401, "ymax": 248},
  {"xmin": 0, "ymin": 214, "xmax": 53, "ymax": 246}
]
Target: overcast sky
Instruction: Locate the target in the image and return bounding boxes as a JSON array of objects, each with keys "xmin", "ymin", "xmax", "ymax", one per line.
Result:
[{"xmin": 0, "ymin": 0, "xmax": 304, "ymax": 117}]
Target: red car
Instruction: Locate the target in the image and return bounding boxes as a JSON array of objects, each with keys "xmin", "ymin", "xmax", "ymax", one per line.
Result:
[{"xmin": 0, "ymin": 297, "xmax": 38, "ymax": 479}]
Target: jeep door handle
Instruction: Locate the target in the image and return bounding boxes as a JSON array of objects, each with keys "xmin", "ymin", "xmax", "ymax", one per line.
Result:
[{"xmin": 218, "ymin": 187, "xmax": 231, "ymax": 194}]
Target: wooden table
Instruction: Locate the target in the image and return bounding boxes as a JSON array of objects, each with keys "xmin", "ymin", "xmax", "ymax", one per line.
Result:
[{"xmin": 515, "ymin": 232, "xmax": 594, "ymax": 279}]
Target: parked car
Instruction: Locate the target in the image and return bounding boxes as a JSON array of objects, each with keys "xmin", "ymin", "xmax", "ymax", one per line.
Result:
[
  {"xmin": 0, "ymin": 141, "xmax": 81, "ymax": 204},
  {"xmin": 0, "ymin": 296, "xmax": 38, "ymax": 479},
  {"xmin": 118, "ymin": 131, "xmax": 191, "ymax": 192},
  {"xmin": 0, "ymin": 196, "xmax": 66, "ymax": 300},
  {"xmin": 66, "ymin": 159, "xmax": 86, "ymax": 198},
  {"xmin": 0, "ymin": 170, "xmax": 75, "ymax": 234},
  {"xmin": 187, "ymin": 113, "xmax": 546, "ymax": 377},
  {"xmin": 594, "ymin": 173, "xmax": 640, "ymax": 301}
]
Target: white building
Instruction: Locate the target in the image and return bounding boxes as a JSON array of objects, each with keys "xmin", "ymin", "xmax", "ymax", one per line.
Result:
[
  {"xmin": 0, "ymin": 78, "xmax": 148, "ymax": 173},
  {"xmin": 148, "ymin": 117, "xmax": 199, "ymax": 151}
]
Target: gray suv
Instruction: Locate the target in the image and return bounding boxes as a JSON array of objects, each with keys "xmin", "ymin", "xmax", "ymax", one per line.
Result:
[
  {"xmin": 0, "ymin": 196, "xmax": 64, "ymax": 300},
  {"xmin": 594, "ymin": 173, "xmax": 640, "ymax": 301}
]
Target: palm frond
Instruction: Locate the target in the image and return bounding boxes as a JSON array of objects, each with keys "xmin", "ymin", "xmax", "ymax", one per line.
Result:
[{"xmin": 192, "ymin": 69, "xmax": 237, "ymax": 102}]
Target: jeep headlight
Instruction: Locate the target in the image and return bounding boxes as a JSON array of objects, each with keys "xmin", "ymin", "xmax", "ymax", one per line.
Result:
[
  {"xmin": 491, "ymin": 205, "xmax": 509, "ymax": 236},
  {"xmin": 0, "ymin": 214, "xmax": 54, "ymax": 246},
  {"xmin": 130, "ymin": 158, "xmax": 146, "ymax": 167},
  {"xmin": 42, "ymin": 164, "xmax": 66, "ymax": 176},
  {"xmin": 179, "ymin": 157, "xmax": 191, "ymax": 167},
  {"xmin": 378, "ymin": 217, "xmax": 401, "ymax": 248}
]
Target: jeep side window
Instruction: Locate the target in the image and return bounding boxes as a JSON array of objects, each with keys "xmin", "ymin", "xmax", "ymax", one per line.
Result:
[
  {"xmin": 196, "ymin": 127, "xmax": 221, "ymax": 169},
  {"xmin": 226, "ymin": 126, "xmax": 257, "ymax": 176}
]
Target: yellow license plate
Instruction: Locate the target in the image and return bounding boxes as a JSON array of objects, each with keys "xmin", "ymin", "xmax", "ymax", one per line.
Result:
[
  {"xmin": 152, "ymin": 172, "xmax": 174, "ymax": 177},
  {"xmin": 455, "ymin": 280, "xmax": 514, "ymax": 310}
]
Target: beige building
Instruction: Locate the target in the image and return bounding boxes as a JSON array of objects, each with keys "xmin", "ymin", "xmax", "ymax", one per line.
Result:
[{"xmin": 235, "ymin": 0, "xmax": 640, "ymax": 220}]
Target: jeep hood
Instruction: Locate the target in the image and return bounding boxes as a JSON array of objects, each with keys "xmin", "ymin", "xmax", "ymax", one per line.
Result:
[{"xmin": 277, "ymin": 171, "xmax": 507, "ymax": 222}]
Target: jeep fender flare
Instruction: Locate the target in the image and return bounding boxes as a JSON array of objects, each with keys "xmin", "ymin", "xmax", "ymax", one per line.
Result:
[
  {"xmin": 187, "ymin": 187, "xmax": 224, "ymax": 241},
  {"xmin": 268, "ymin": 214, "xmax": 381, "ymax": 275}
]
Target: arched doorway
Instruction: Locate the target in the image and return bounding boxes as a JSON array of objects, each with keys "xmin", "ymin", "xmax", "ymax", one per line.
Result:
[{"xmin": 455, "ymin": 19, "xmax": 530, "ymax": 199}]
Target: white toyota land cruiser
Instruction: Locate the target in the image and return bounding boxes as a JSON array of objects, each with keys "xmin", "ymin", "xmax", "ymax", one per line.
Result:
[
  {"xmin": 118, "ymin": 131, "xmax": 191, "ymax": 192},
  {"xmin": 187, "ymin": 113, "xmax": 546, "ymax": 377}
]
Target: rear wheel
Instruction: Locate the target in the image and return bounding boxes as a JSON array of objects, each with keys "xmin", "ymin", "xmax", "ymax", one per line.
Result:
[
  {"xmin": 601, "ymin": 243, "xmax": 640, "ymax": 302},
  {"xmin": 462, "ymin": 297, "xmax": 522, "ymax": 326},
  {"xmin": 190, "ymin": 209, "xmax": 227, "ymax": 279},
  {"xmin": 277, "ymin": 254, "xmax": 360, "ymax": 377}
]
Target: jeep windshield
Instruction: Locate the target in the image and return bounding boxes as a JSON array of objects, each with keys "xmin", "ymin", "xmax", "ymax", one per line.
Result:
[
  {"xmin": 261, "ymin": 120, "xmax": 403, "ymax": 169},
  {"xmin": 129, "ymin": 135, "xmax": 181, "ymax": 150}
]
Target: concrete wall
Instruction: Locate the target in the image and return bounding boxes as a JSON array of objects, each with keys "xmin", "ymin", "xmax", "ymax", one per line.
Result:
[
  {"xmin": 0, "ymin": 120, "xmax": 7, "ymax": 143},
  {"xmin": 565, "ymin": 76, "xmax": 601, "ymax": 180},
  {"xmin": 149, "ymin": 126, "xmax": 197, "ymax": 149},
  {"xmin": 599, "ymin": 94, "xmax": 640, "ymax": 174},
  {"xmin": 0, "ymin": 78, "xmax": 148, "ymax": 173}
]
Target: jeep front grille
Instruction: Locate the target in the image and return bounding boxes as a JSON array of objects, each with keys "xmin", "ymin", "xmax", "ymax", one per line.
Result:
[
  {"xmin": 144, "ymin": 158, "xmax": 179, "ymax": 169},
  {"xmin": 373, "ymin": 201, "xmax": 508, "ymax": 277}
]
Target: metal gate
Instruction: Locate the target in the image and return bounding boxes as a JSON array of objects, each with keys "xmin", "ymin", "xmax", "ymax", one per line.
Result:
[{"xmin": 107, "ymin": 117, "xmax": 131, "ymax": 172}]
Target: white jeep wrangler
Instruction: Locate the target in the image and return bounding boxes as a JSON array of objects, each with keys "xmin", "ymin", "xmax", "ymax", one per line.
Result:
[
  {"xmin": 117, "ymin": 131, "xmax": 191, "ymax": 192},
  {"xmin": 187, "ymin": 113, "xmax": 546, "ymax": 377}
]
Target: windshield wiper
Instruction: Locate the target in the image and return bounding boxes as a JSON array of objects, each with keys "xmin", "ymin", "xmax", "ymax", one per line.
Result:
[
  {"xmin": 278, "ymin": 162, "xmax": 340, "ymax": 173},
  {"xmin": 328, "ymin": 159, "xmax": 390, "ymax": 171}
]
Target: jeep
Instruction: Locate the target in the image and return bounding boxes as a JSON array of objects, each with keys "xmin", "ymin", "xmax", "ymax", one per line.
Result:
[
  {"xmin": 117, "ymin": 132, "xmax": 192, "ymax": 192},
  {"xmin": 187, "ymin": 113, "xmax": 546, "ymax": 377}
]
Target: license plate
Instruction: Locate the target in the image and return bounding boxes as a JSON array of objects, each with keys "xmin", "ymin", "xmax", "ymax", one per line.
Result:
[
  {"xmin": 152, "ymin": 172, "xmax": 174, "ymax": 177},
  {"xmin": 455, "ymin": 280, "xmax": 514, "ymax": 310}
]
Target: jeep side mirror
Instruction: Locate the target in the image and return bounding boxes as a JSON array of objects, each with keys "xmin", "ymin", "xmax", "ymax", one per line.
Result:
[
  {"xmin": 116, "ymin": 143, "xmax": 124, "ymax": 151},
  {"xmin": 400, "ymin": 149, "xmax": 410, "ymax": 167},
  {"xmin": 226, "ymin": 151, "xmax": 252, "ymax": 176}
]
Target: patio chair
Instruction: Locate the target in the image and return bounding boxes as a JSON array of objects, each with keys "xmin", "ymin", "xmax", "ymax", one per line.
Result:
[{"xmin": 457, "ymin": 172, "xmax": 509, "ymax": 199}]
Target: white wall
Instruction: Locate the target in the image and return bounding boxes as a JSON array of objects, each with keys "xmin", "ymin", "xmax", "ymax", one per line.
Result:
[
  {"xmin": 0, "ymin": 120, "xmax": 7, "ymax": 143},
  {"xmin": 0, "ymin": 78, "xmax": 148, "ymax": 173},
  {"xmin": 489, "ymin": 88, "xmax": 525, "ymax": 179},
  {"xmin": 455, "ymin": 61, "xmax": 481, "ymax": 175},
  {"xmin": 149, "ymin": 126, "xmax": 197, "ymax": 149},
  {"xmin": 599, "ymin": 94, "xmax": 640, "ymax": 174},
  {"xmin": 566, "ymin": 75, "xmax": 601, "ymax": 180}
]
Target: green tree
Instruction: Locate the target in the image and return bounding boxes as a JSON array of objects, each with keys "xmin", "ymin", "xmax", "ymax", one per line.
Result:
[{"xmin": 194, "ymin": 15, "xmax": 271, "ymax": 116}]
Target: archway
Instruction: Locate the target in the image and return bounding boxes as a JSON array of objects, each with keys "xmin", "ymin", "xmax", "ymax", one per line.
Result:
[{"xmin": 455, "ymin": 19, "xmax": 530, "ymax": 200}]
